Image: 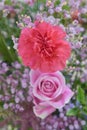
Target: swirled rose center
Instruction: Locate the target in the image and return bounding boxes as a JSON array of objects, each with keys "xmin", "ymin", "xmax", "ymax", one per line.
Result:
[
  {"xmin": 40, "ymin": 80, "xmax": 57, "ymax": 96},
  {"xmin": 43, "ymin": 81, "xmax": 52, "ymax": 89}
]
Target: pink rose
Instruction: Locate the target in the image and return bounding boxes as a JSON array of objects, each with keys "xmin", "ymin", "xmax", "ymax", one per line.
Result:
[{"xmin": 30, "ymin": 70, "xmax": 74, "ymax": 119}]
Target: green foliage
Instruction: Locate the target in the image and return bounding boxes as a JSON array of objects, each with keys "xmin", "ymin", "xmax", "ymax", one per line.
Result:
[
  {"xmin": 83, "ymin": 107, "xmax": 87, "ymax": 115},
  {"xmin": 0, "ymin": 107, "xmax": 9, "ymax": 119},
  {"xmin": 74, "ymin": 86, "xmax": 87, "ymax": 118},
  {"xmin": 0, "ymin": 33, "xmax": 13, "ymax": 63},
  {"xmin": 54, "ymin": 0, "xmax": 60, "ymax": 6},
  {"xmin": 77, "ymin": 86, "xmax": 86, "ymax": 105},
  {"xmin": 66, "ymin": 107, "xmax": 80, "ymax": 116},
  {"xmin": 5, "ymin": 0, "xmax": 12, "ymax": 5},
  {"xmin": 83, "ymin": 125, "xmax": 87, "ymax": 130},
  {"xmin": 62, "ymin": 4, "xmax": 70, "ymax": 11},
  {"xmin": 0, "ymin": 33, "xmax": 18, "ymax": 63},
  {"xmin": 28, "ymin": 128, "xmax": 33, "ymax": 130}
]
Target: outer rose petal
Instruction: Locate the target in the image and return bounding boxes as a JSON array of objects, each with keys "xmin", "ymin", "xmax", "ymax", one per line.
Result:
[
  {"xmin": 52, "ymin": 71, "xmax": 65, "ymax": 85},
  {"xmin": 49, "ymin": 87, "xmax": 74, "ymax": 109},
  {"xmin": 30, "ymin": 69, "xmax": 65, "ymax": 86},
  {"xmin": 30, "ymin": 69, "xmax": 42, "ymax": 85},
  {"xmin": 33, "ymin": 103, "xmax": 55, "ymax": 119},
  {"xmin": 33, "ymin": 87, "xmax": 74, "ymax": 119}
]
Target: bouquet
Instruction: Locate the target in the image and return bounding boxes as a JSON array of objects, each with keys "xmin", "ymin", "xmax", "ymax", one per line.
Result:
[{"xmin": 0, "ymin": 0, "xmax": 87, "ymax": 130}]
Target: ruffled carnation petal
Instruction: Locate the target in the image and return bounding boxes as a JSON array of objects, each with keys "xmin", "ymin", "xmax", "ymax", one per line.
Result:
[{"xmin": 18, "ymin": 21, "xmax": 71, "ymax": 72}]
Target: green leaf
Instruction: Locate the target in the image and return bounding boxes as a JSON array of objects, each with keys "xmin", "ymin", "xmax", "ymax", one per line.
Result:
[
  {"xmin": 66, "ymin": 108, "xmax": 79, "ymax": 116},
  {"xmin": 62, "ymin": 5, "xmax": 70, "ymax": 11},
  {"xmin": 55, "ymin": 0, "xmax": 60, "ymax": 6},
  {"xmin": 28, "ymin": 128, "xmax": 32, "ymax": 130},
  {"xmin": 5, "ymin": 0, "xmax": 12, "ymax": 5},
  {"xmin": 83, "ymin": 124, "xmax": 87, "ymax": 130},
  {"xmin": 77, "ymin": 86, "xmax": 86, "ymax": 105},
  {"xmin": 83, "ymin": 107, "xmax": 87, "ymax": 115},
  {"xmin": 0, "ymin": 33, "xmax": 18, "ymax": 63}
]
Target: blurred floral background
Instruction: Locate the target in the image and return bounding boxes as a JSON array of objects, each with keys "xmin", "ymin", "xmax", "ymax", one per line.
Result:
[{"xmin": 0, "ymin": 0, "xmax": 87, "ymax": 130}]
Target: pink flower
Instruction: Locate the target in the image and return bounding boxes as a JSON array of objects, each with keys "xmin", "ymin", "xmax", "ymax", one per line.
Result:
[
  {"xmin": 24, "ymin": 0, "xmax": 35, "ymax": 5},
  {"xmin": 18, "ymin": 21, "xmax": 71, "ymax": 72},
  {"xmin": 30, "ymin": 70, "xmax": 74, "ymax": 119}
]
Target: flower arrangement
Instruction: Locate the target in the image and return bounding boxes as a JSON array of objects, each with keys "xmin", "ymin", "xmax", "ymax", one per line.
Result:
[{"xmin": 0, "ymin": 0, "xmax": 87, "ymax": 130}]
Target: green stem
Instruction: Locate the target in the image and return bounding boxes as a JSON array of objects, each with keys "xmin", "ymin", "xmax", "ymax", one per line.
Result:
[
  {"xmin": 37, "ymin": 0, "xmax": 39, "ymax": 10},
  {"xmin": 0, "ymin": 32, "xmax": 14, "ymax": 63}
]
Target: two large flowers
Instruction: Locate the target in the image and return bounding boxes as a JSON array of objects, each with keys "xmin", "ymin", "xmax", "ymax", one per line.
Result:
[{"xmin": 18, "ymin": 21, "xmax": 74, "ymax": 119}]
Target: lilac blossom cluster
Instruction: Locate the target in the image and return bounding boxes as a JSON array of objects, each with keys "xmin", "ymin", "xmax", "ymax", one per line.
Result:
[
  {"xmin": 38, "ymin": 104, "xmax": 86, "ymax": 130},
  {"xmin": 0, "ymin": 0, "xmax": 35, "ymax": 14},
  {"xmin": 0, "ymin": 61, "xmax": 32, "ymax": 113},
  {"xmin": 14, "ymin": 104, "xmax": 86, "ymax": 130}
]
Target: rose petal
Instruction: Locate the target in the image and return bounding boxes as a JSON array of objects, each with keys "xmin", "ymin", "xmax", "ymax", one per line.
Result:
[
  {"xmin": 52, "ymin": 71, "xmax": 65, "ymax": 86},
  {"xmin": 30, "ymin": 69, "xmax": 42, "ymax": 85},
  {"xmin": 33, "ymin": 75, "xmax": 62, "ymax": 100},
  {"xmin": 31, "ymin": 70, "xmax": 67, "ymax": 101},
  {"xmin": 33, "ymin": 103, "xmax": 55, "ymax": 119},
  {"xmin": 33, "ymin": 96, "xmax": 41, "ymax": 105},
  {"xmin": 49, "ymin": 87, "xmax": 74, "ymax": 109}
]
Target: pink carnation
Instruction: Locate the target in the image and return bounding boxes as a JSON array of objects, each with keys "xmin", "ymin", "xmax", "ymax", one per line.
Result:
[
  {"xmin": 18, "ymin": 21, "xmax": 71, "ymax": 72},
  {"xmin": 30, "ymin": 69, "xmax": 74, "ymax": 119}
]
